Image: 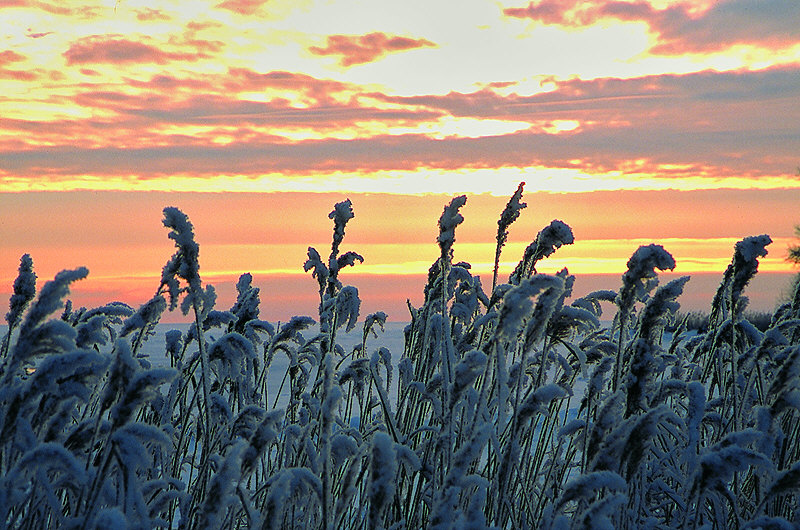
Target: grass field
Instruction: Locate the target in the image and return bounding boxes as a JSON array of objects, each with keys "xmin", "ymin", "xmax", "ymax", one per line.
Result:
[{"xmin": 1, "ymin": 183, "xmax": 798, "ymax": 529}]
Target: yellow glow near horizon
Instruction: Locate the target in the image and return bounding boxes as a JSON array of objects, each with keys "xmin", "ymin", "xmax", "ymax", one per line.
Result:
[
  {"xmin": 6, "ymin": 237, "xmax": 786, "ymax": 285},
  {"xmin": 3, "ymin": 169, "xmax": 799, "ymax": 195}
]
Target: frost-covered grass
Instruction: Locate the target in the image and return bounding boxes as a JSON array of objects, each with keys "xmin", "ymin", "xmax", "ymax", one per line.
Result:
[{"xmin": 1, "ymin": 183, "xmax": 799, "ymax": 529}]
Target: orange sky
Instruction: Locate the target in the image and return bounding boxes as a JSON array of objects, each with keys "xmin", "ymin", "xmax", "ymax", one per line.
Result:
[{"xmin": 1, "ymin": 0, "xmax": 799, "ymax": 320}]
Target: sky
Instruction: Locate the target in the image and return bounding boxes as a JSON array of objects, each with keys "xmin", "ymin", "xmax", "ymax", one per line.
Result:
[{"xmin": 1, "ymin": 0, "xmax": 799, "ymax": 321}]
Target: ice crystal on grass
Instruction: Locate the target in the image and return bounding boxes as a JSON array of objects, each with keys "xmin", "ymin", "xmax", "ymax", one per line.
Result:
[
  {"xmin": 160, "ymin": 206, "xmax": 207, "ymax": 318},
  {"xmin": 617, "ymin": 244, "xmax": 676, "ymax": 314},
  {"xmin": 121, "ymin": 295, "xmax": 166, "ymax": 339},
  {"xmin": 364, "ymin": 311, "xmax": 388, "ymax": 338},
  {"xmin": 261, "ymin": 467, "xmax": 322, "ymax": 530},
  {"xmin": 518, "ymin": 383, "xmax": 568, "ymax": 420},
  {"xmin": 329, "ymin": 199, "xmax": 355, "ymax": 251},
  {"xmin": 437, "ymin": 195, "xmax": 467, "ymax": 259},
  {"xmin": 555, "ymin": 470, "xmax": 627, "ymax": 513},
  {"xmin": 230, "ymin": 273, "xmax": 260, "ymax": 329},
  {"xmin": 25, "ymin": 350, "xmax": 108, "ymax": 404},
  {"xmin": 450, "ymin": 349, "xmax": 487, "ymax": 407},
  {"xmin": 333, "ymin": 285, "xmax": 360, "ymax": 332},
  {"xmin": 304, "ymin": 246, "xmax": 328, "ymax": 296},
  {"xmin": 637, "ymin": 276, "xmax": 690, "ymax": 343},
  {"xmin": 197, "ymin": 442, "xmax": 244, "ymax": 529},
  {"xmin": 493, "ymin": 182, "xmax": 527, "ymax": 291},
  {"xmin": 241, "ymin": 409, "xmax": 284, "ymax": 478},
  {"xmin": 5, "ymin": 253, "xmax": 36, "ymax": 329},
  {"xmin": 110, "ymin": 367, "xmax": 176, "ymax": 428},
  {"xmin": 711, "ymin": 234, "xmax": 773, "ymax": 324},
  {"xmin": 3, "ymin": 268, "xmax": 88, "ymax": 383},
  {"xmin": 495, "ymin": 275, "xmax": 561, "ymax": 342},
  {"xmin": 510, "ymin": 219, "xmax": 574, "ymax": 284},
  {"xmin": 369, "ymin": 431, "xmax": 397, "ymax": 528}
]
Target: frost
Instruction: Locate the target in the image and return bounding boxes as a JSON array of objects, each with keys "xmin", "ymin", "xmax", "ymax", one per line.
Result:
[
  {"xmin": 555, "ymin": 470, "xmax": 627, "ymax": 515},
  {"xmin": 230, "ymin": 272, "xmax": 260, "ymax": 330},
  {"xmin": 161, "ymin": 206, "xmax": 201, "ymax": 311},
  {"xmin": 510, "ymin": 219, "xmax": 574, "ymax": 283},
  {"xmin": 518, "ymin": 383, "xmax": 568, "ymax": 420},
  {"xmin": 7, "ymin": 268, "xmax": 88, "ymax": 375},
  {"xmin": 572, "ymin": 290, "xmax": 618, "ymax": 318},
  {"xmin": 9, "ymin": 441, "xmax": 86, "ymax": 484},
  {"xmin": 273, "ymin": 315, "xmax": 315, "ymax": 345},
  {"xmin": 209, "ymin": 332, "xmax": 256, "ymax": 369},
  {"xmin": 197, "ymin": 443, "xmax": 244, "ymax": 529},
  {"xmin": 334, "ymin": 285, "xmax": 361, "ymax": 332},
  {"xmin": 5, "ymin": 253, "xmax": 36, "ymax": 329},
  {"xmin": 450, "ymin": 349, "xmax": 487, "ymax": 407},
  {"xmin": 496, "ymin": 274, "xmax": 564, "ymax": 342},
  {"xmin": 262, "ymin": 467, "xmax": 322, "ymax": 530},
  {"xmin": 330, "ymin": 432, "xmax": 358, "ymax": 466},
  {"xmin": 165, "ymin": 329, "xmax": 183, "ymax": 362},
  {"xmin": 711, "ymin": 234, "xmax": 772, "ymax": 324},
  {"xmin": 25, "ymin": 350, "xmax": 108, "ymax": 404},
  {"xmin": 120, "ymin": 295, "xmax": 167, "ymax": 340},
  {"xmin": 617, "ymin": 244, "xmax": 676, "ymax": 314},
  {"xmin": 241, "ymin": 409, "xmax": 284, "ymax": 478},
  {"xmin": 304, "ymin": 246, "xmax": 328, "ymax": 295},
  {"xmin": 742, "ymin": 516, "xmax": 796, "ymax": 530},
  {"xmin": 364, "ymin": 311, "xmax": 388, "ymax": 338},
  {"xmin": 110, "ymin": 367, "xmax": 176, "ymax": 428},
  {"xmin": 558, "ymin": 418, "xmax": 586, "ymax": 438},
  {"xmin": 94, "ymin": 507, "xmax": 129, "ymax": 529},
  {"xmin": 497, "ymin": 182, "xmax": 527, "ymax": 244},
  {"xmin": 637, "ymin": 276, "xmax": 690, "ymax": 342},
  {"xmin": 369, "ymin": 431, "xmax": 397, "ymax": 528},
  {"xmin": 20, "ymin": 267, "xmax": 86, "ymax": 334},
  {"xmin": 437, "ymin": 195, "xmax": 468, "ymax": 257}
]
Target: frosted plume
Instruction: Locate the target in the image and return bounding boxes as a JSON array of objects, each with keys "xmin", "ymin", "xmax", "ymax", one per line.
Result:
[
  {"xmin": 496, "ymin": 274, "xmax": 565, "ymax": 342},
  {"xmin": 437, "ymin": 195, "xmax": 468, "ymax": 258},
  {"xmin": 510, "ymin": 219, "xmax": 574, "ymax": 284},
  {"xmin": 161, "ymin": 207, "xmax": 201, "ymax": 311},
  {"xmin": 369, "ymin": 431, "xmax": 397, "ymax": 528},
  {"xmin": 617, "ymin": 244, "xmax": 676, "ymax": 313},
  {"xmin": 5, "ymin": 254, "xmax": 36, "ymax": 328}
]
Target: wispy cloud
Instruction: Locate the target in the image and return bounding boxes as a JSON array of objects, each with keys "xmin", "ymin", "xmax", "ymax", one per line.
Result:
[
  {"xmin": 309, "ymin": 32, "xmax": 436, "ymax": 66},
  {"xmin": 503, "ymin": 0, "xmax": 800, "ymax": 54},
  {"xmin": 215, "ymin": 0, "xmax": 271, "ymax": 16},
  {"xmin": 134, "ymin": 7, "xmax": 172, "ymax": 22},
  {"xmin": 63, "ymin": 34, "xmax": 218, "ymax": 65},
  {"xmin": 0, "ymin": 50, "xmax": 36, "ymax": 80}
]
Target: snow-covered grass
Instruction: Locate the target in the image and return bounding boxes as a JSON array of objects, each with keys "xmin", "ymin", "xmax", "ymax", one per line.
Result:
[{"xmin": 1, "ymin": 183, "xmax": 798, "ymax": 529}]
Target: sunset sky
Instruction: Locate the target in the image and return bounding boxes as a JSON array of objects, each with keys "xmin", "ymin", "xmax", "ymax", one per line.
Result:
[{"xmin": 1, "ymin": 0, "xmax": 799, "ymax": 321}]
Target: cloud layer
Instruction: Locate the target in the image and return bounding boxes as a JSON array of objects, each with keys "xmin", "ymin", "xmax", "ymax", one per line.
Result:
[{"xmin": 1, "ymin": 0, "xmax": 798, "ymax": 192}]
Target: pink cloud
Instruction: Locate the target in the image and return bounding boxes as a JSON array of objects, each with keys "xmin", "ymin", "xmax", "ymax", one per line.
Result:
[
  {"xmin": 63, "ymin": 35, "xmax": 213, "ymax": 65},
  {"xmin": 309, "ymin": 32, "xmax": 436, "ymax": 67},
  {"xmin": 135, "ymin": 7, "xmax": 171, "ymax": 22},
  {"xmin": 223, "ymin": 68, "xmax": 354, "ymax": 104},
  {"xmin": 0, "ymin": 50, "xmax": 25, "ymax": 65},
  {"xmin": 26, "ymin": 30, "xmax": 53, "ymax": 39},
  {"xmin": 0, "ymin": 49, "xmax": 36, "ymax": 80},
  {"xmin": 215, "ymin": 0, "xmax": 269, "ymax": 15},
  {"xmin": 503, "ymin": 0, "xmax": 800, "ymax": 54}
]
